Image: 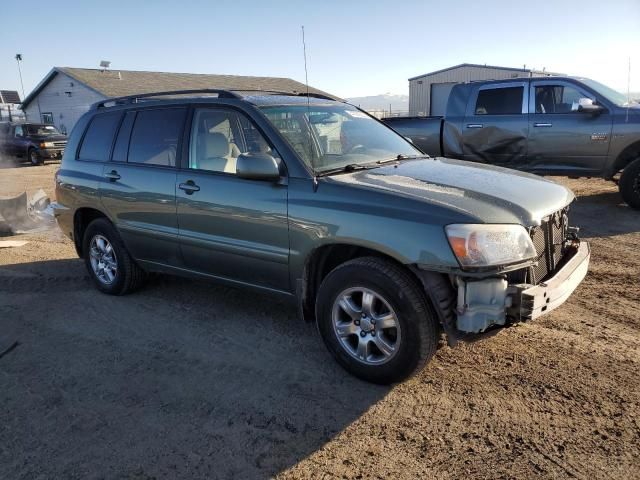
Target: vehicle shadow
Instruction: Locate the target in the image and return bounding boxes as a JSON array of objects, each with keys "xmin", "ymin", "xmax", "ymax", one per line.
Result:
[
  {"xmin": 0, "ymin": 258, "xmax": 390, "ymax": 479},
  {"xmin": 570, "ymin": 190, "xmax": 640, "ymax": 238}
]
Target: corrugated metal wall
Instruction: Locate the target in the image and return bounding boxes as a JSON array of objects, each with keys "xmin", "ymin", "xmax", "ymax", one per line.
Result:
[
  {"xmin": 409, "ymin": 65, "xmax": 548, "ymax": 116},
  {"xmin": 24, "ymin": 72, "xmax": 105, "ymax": 134}
]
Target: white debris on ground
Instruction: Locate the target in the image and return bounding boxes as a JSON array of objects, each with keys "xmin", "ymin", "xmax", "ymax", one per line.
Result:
[
  {"xmin": 0, "ymin": 240, "xmax": 29, "ymax": 248},
  {"xmin": 0, "ymin": 189, "xmax": 55, "ymax": 235}
]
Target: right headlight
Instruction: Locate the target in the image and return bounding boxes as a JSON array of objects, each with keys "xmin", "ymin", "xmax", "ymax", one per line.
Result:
[{"xmin": 445, "ymin": 224, "xmax": 537, "ymax": 268}]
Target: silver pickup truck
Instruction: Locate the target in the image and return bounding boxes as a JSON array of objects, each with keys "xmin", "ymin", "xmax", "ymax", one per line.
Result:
[{"xmin": 383, "ymin": 77, "xmax": 640, "ymax": 208}]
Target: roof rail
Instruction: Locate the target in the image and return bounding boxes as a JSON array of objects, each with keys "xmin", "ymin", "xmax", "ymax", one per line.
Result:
[
  {"xmin": 91, "ymin": 88, "xmax": 338, "ymax": 110},
  {"xmin": 91, "ymin": 89, "xmax": 242, "ymax": 109},
  {"xmin": 230, "ymin": 89, "xmax": 338, "ymax": 101}
]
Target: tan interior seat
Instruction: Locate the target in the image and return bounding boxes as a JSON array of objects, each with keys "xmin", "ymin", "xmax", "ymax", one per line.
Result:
[{"xmin": 198, "ymin": 132, "xmax": 240, "ymax": 173}]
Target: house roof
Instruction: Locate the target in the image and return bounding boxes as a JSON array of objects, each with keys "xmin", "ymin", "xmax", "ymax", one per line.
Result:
[
  {"xmin": 0, "ymin": 90, "xmax": 21, "ymax": 104},
  {"xmin": 22, "ymin": 67, "xmax": 337, "ymax": 108},
  {"xmin": 408, "ymin": 63, "xmax": 562, "ymax": 81}
]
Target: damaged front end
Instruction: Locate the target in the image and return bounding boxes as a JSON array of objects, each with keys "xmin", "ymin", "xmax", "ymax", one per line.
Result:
[{"xmin": 416, "ymin": 208, "xmax": 590, "ymax": 343}]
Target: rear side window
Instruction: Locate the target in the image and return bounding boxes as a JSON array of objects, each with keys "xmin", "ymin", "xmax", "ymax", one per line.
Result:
[
  {"xmin": 128, "ymin": 108, "xmax": 186, "ymax": 166},
  {"xmin": 475, "ymin": 87, "xmax": 523, "ymax": 115},
  {"xmin": 78, "ymin": 112, "xmax": 122, "ymax": 161}
]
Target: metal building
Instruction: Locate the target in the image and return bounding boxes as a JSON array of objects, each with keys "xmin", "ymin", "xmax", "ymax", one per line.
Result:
[{"xmin": 409, "ymin": 63, "xmax": 559, "ymax": 116}]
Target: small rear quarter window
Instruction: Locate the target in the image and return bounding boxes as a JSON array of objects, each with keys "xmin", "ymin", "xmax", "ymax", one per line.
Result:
[{"xmin": 78, "ymin": 112, "xmax": 122, "ymax": 161}]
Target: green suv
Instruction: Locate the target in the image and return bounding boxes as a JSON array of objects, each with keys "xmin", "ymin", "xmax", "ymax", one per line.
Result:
[{"xmin": 53, "ymin": 89, "xmax": 590, "ymax": 384}]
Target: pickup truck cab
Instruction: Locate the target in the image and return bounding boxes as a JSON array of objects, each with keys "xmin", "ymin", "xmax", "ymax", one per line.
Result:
[
  {"xmin": 54, "ymin": 89, "xmax": 589, "ymax": 384},
  {"xmin": 384, "ymin": 77, "xmax": 640, "ymax": 208},
  {"xmin": 0, "ymin": 122, "xmax": 68, "ymax": 165}
]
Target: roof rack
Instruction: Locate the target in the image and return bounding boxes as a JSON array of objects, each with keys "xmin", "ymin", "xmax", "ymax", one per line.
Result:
[
  {"xmin": 91, "ymin": 88, "xmax": 338, "ymax": 110},
  {"xmin": 230, "ymin": 89, "xmax": 337, "ymax": 101},
  {"xmin": 92, "ymin": 89, "xmax": 242, "ymax": 109}
]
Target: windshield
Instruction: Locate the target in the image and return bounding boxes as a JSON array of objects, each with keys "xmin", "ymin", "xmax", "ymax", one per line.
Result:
[
  {"xmin": 25, "ymin": 124, "xmax": 61, "ymax": 136},
  {"xmin": 259, "ymin": 104, "xmax": 422, "ymax": 172},
  {"xmin": 578, "ymin": 78, "xmax": 636, "ymax": 107}
]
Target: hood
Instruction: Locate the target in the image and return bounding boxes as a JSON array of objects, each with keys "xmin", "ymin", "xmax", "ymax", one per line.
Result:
[{"xmin": 329, "ymin": 157, "xmax": 575, "ymax": 226}]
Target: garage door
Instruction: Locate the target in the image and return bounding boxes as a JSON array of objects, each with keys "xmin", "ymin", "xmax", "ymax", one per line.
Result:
[{"xmin": 430, "ymin": 83, "xmax": 456, "ymax": 116}]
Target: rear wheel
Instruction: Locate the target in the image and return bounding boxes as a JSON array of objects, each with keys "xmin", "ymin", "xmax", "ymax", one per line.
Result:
[
  {"xmin": 316, "ymin": 257, "xmax": 439, "ymax": 384},
  {"xmin": 82, "ymin": 218, "xmax": 147, "ymax": 295},
  {"xmin": 619, "ymin": 157, "xmax": 640, "ymax": 210},
  {"xmin": 28, "ymin": 148, "xmax": 42, "ymax": 166}
]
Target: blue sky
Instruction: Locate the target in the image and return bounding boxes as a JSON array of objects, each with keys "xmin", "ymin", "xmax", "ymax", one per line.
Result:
[{"xmin": 1, "ymin": 0, "xmax": 638, "ymax": 99}]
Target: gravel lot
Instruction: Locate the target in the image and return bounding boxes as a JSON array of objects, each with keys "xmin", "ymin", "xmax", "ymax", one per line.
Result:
[{"xmin": 1, "ymin": 163, "xmax": 638, "ymax": 479}]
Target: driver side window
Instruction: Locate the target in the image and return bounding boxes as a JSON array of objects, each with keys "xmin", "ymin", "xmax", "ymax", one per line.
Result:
[
  {"xmin": 535, "ymin": 85, "xmax": 589, "ymax": 114},
  {"xmin": 14, "ymin": 125, "xmax": 23, "ymax": 137}
]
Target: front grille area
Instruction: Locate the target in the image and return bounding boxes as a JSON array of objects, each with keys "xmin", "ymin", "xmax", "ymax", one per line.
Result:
[
  {"xmin": 53, "ymin": 141, "xmax": 67, "ymax": 148},
  {"xmin": 507, "ymin": 208, "xmax": 569, "ymax": 285}
]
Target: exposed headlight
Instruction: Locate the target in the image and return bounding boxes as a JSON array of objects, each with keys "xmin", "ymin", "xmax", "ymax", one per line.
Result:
[
  {"xmin": 445, "ymin": 224, "xmax": 537, "ymax": 267},
  {"xmin": 40, "ymin": 142, "xmax": 54, "ymax": 148}
]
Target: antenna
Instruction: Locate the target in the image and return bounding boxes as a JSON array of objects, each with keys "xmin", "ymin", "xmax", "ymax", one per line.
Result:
[
  {"xmin": 627, "ymin": 56, "xmax": 631, "ymax": 123},
  {"xmin": 301, "ymin": 25, "xmax": 317, "ymax": 187},
  {"xmin": 301, "ymin": 26, "xmax": 310, "ymax": 103}
]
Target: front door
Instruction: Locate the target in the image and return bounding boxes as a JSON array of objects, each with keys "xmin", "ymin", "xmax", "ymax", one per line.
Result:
[
  {"xmin": 176, "ymin": 107, "xmax": 289, "ymax": 292},
  {"xmin": 527, "ymin": 79, "xmax": 613, "ymax": 175},
  {"xmin": 462, "ymin": 82, "xmax": 529, "ymax": 167}
]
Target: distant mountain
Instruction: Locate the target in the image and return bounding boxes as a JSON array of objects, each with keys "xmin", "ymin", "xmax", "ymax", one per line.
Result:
[{"xmin": 346, "ymin": 93, "xmax": 409, "ymax": 114}]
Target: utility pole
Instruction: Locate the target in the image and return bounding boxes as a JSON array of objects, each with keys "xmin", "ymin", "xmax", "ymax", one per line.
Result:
[{"xmin": 15, "ymin": 54, "xmax": 25, "ymax": 101}]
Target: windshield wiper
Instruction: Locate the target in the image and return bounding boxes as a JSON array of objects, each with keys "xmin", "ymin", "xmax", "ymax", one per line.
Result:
[
  {"xmin": 315, "ymin": 163, "xmax": 378, "ymax": 177},
  {"xmin": 377, "ymin": 154, "xmax": 429, "ymax": 165}
]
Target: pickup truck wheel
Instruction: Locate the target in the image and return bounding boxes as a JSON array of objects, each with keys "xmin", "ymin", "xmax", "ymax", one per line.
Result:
[
  {"xmin": 316, "ymin": 257, "xmax": 438, "ymax": 384},
  {"xmin": 619, "ymin": 157, "xmax": 640, "ymax": 210},
  {"xmin": 28, "ymin": 148, "xmax": 42, "ymax": 166},
  {"xmin": 82, "ymin": 218, "xmax": 147, "ymax": 295}
]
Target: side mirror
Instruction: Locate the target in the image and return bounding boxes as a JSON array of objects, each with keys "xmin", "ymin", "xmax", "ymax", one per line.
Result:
[
  {"xmin": 236, "ymin": 152, "xmax": 281, "ymax": 181},
  {"xmin": 573, "ymin": 98, "xmax": 605, "ymax": 114}
]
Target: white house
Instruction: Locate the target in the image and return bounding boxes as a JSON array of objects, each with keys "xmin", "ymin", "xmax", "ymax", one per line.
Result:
[{"xmin": 21, "ymin": 67, "xmax": 334, "ymax": 134}]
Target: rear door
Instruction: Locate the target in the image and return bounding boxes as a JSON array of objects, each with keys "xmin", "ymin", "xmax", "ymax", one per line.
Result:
[
  {"xmin": 527, "ymin": 79, "xmax": 613, "ymax": 175},
  {"xmin": 176, "ymin": 106, "xmax": 289, "ymax": 292},
  {"xmin": 98, "ymin": 107, "xmax": 186, "ymax": 266},
  {"xmin": 462, "ymin": 81, "xmax": 529, "ymax": 167}
]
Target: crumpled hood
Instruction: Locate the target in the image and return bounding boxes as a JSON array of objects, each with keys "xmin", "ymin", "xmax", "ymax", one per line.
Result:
[{"xmin": 329, "ymin": 157, "xmax": 575, "ymax": 226}]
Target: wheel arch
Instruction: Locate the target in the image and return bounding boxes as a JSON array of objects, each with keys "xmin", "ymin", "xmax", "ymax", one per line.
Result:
[
  {"xmin": 73, "ymin": 207, "xmax": 110, "ymax": 258},
  {"xmin": 298, "ymin": 242, "xmax": 436, "ymax": 325},
  {"xmin": 610, "ymin": 140, "xmax": 640, "ymax": 177}
]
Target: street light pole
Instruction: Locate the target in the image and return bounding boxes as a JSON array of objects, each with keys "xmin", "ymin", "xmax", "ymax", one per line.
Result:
[{"xmin": 15, "ymin": 54, "xmax": 25, "ymax": 101}]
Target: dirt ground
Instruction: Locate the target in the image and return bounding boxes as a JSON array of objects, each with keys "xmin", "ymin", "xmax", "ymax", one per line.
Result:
[{"xmin": 1, "ymin": 163, "xmax": 638, "ymax": 479}]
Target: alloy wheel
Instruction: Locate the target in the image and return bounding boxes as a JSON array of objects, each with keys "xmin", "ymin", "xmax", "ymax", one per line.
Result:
[
  {"xmin": 89, "ymin": 235, "xmax": 118, "ymax": 285},
  {"xmin": 331, "ymin": 287, "xmax": 401, "ymax": 365}
]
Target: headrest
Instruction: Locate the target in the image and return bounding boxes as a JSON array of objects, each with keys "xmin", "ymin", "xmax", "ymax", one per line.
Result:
[{"xmin": 204, "ymin": 132, "xmax": 229, "ymax": 158}]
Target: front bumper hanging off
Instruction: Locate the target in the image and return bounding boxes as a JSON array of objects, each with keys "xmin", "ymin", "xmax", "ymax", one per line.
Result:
[
  {"xmin": 512, "ymin": 241, "xmax": 590, "ymax": 321},
  {"xmin": 454, "ymin": 241, "xmax": 590, "ymax": 334}
]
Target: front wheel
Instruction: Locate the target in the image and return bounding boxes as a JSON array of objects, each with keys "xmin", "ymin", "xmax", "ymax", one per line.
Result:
[
  {"xmin": 316, "ymin": 257, "xmax": 439, "ymax": 384},
  {"xmin": 28, "ymin": 148, "xmax": 42, "ymax": 166},
  {"xmin": 619, "ymin": 157, "xmax": 640, "ymax": 210}
]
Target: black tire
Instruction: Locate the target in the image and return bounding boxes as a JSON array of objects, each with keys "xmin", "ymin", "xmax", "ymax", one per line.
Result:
[
  {"xmin": 28, "ymin": 148, "xmax": 42, "ymax": 166},
  {"xmin": 316, "ymin": 256, "xmax": 439, "ymax": 384},
  {"xmin": 82, "ymin": 218, "xmax": 147, "ymax": 295},
  {"xmin": 619, "ymin": 157, "xmax": 640, "ymax": 210}
]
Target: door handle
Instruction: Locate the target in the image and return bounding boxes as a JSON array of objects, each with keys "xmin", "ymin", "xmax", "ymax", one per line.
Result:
[
  {"xmin": 533, "ymin": 122, "xmax": 553, "ymax": 127},
  {"xmin": 104, "ymin": 170, "xmax": 121, "ymax": 181},
  {"xmin": 466, "ymin": 123, "xmax": 483, "ymax": 129},
  {"xmin": 179, "ymin": 181, "xmax": 200, "ymax": 194}
]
